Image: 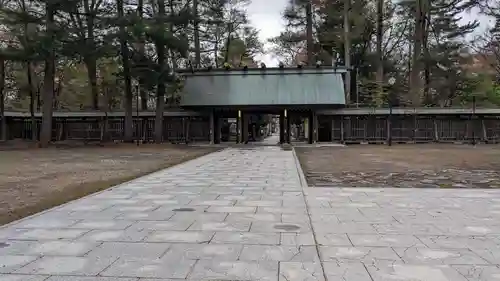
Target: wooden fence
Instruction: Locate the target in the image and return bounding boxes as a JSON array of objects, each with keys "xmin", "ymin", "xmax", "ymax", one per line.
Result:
[
  {"xmin": 317, "ymin": 108, "xmax": 500, "ymax": 144},
  {"xmin": 3, "ymin": 108, "xmax": 500, "ymax": 144},
  {"xmin": 2, "ymin": 111, "xmax": 209, "ymax": 143}
]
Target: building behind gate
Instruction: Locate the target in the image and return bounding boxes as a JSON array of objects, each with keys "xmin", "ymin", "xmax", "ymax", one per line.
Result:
[{"xmin": 2, "ymin": 66, "xmax": 500, "ymax": 144}]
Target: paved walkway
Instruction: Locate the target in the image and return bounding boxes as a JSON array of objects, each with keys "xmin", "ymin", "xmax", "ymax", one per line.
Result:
[
  {"xmin": 256, "ymin": 134, "xmax": 280, "ymax": 146},
  {"xmin": 0, "ymin": 147, "xmax": 500, "ymax": 280}
]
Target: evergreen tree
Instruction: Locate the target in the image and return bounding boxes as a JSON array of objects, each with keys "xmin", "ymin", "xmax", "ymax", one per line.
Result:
[{"xmin": 426, "ymin": 0, "xmax": 479, "ymax": 105}]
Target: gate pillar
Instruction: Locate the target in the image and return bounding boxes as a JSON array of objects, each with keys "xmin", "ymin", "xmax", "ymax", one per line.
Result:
[
  {"xmin": 285, "ymin": 109, "xmax": 290, "ymax": 144},
  {"xmin": 312, "ymin": 110, "xmax": 318, "ymax": 143},
  {"xmin": 209, "ymin": 111, "xmax": 215, "ymax": 144},
  {"xmin": 242, "ymin": 113, "xmax": 249, "ymax": 144},
  {"xmin": 236, "ymin": 110, "xmax": 242, "ymax": 144},
  {"xmin": 214, "ymin": 114, "xmax": 221, "ymax": 144},
  {"xmin": 308, "ymin": 111, "xmax": 313, "ymax": 144},
  {"xmin": 279, "ymin": 112, "xmax": 284, "ymax": 144}
]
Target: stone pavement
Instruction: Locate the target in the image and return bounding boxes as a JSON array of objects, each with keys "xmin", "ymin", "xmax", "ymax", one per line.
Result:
[
  {"xmin": 0, "ymin": 147, "xmax": 500, "ymax": 280},
  {"xmin": 256, "ymin": 134, "xmax": 280, "ymax": 146}
]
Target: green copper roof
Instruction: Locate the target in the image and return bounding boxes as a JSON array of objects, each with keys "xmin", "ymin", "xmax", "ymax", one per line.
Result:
[{"xmin": 179, "ymin": 68, "xmax": 346, "ymax": 107}]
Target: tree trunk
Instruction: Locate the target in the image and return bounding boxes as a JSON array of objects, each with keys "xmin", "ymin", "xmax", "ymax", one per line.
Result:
[
  {"xmin": 40, "ymin": 61, "xmax": 55, "ymax": 147},
  {"xmin": 0, "ymin": 58, "xmax": 5, "ymax": 142},
  {"xmin": 306, "ymin": 0, "xmax": 314, "ymax": 66},
  {"xmin": 117, "ymin": 0, "xmax": 134, "ymax": 142},
  {"xmin": 101, "ymin": 87, "xmax": 110, "ymax": 142},
  {"xmin": 138, "ymin": 0, "xmax": 148, "ymax": 110},
  {"xmin": 54, "ymin": 73, "xmax": 63, "ymax": 109},
  {"xmin": 224, "ymin": 23, "xmax": 233, "ymax": 63},
  {"xmin": 344, "ymin": 0, "xmax": 351, "ymax": 104},
  {"xmin": 36, "ymin": 83, "xmax": 41, "ymax": 111},
  {"xmin": 86, "ymin": 57, "xmax": 99, "ymax": 110},
  {"xmin": 84, "ymin": 0, "xmax": 98, "ymax": 110},
  {"xmin": 422, "ymin": 1, "xmax": 431, "ymax": 105},
  {"xmin": 154, "ymin": 85, "xmax": 165, "ymax": 143},
  {"xmin": 154, "ymin": 0, "xmax": 166, "ymax": 143},
  {"xmin": 215, "ymin": 24, "xmax": 220, "ymax": 67},
  {"xmin": 193, "ymin": 0, "xmax": 201, "ymax": 68},
  {"xmin": 27, "ymin": 62, "xmax": 37, "ymax": 141},
  {"xmin": 375, "ymin": 0, "xmax": 384, "ymax": 106},
  {"xmin": 168, "ymin": 0, "xmax": 178, "ymax": 105},
  {"xmin": 410, "ymin": 0, "xmax": 425, "ymax": 106},
  {"xmin": 39, "ymin": 4, "xmax": 56, "ymax": 147}
]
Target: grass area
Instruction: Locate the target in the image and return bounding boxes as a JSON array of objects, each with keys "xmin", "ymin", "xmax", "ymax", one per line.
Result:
[
  {"xmin": 0, "ymin": 144, "xmax": 219, "ymax": 225},
  {"xmin": 295, "ymin": 144, "xmax": 500, "ymax": 188}
]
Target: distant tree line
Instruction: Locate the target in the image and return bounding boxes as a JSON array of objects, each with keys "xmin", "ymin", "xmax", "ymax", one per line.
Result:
[
  {"xmin": 0, "ymin": 0, "xmax": 262, "ymax": 145},
  {"xmin": 269, "ymin": 0, "xmax": 500, "ymax": 108}
]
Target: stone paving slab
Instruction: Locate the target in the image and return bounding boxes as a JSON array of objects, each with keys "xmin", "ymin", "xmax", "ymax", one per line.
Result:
[
  {"xmin": 1, "ymin": 147, "xmax": 500, "ymax": 280},
  {"xmin": 0, "ymin": 275, "xmax": 49, "ymax": 281},
  {"xmin": 365, "ymin": 263, "xmax": 471, "ymax": 281},
  {"xmin": 100, "ymin": 256, "xmax": 196, "ymax": 279},
  {"xmin": 189, "ymin": 260, "xmax": 279, "ymax": 281}
]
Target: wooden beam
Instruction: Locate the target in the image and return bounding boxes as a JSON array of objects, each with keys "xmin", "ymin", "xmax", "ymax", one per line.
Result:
[
  {"xmin": 317, "ymin": 108, "xmax": 500, "ymax": 115},
  {"xmin": 5, "ymin": 110, "xmax": 203, "ymax": 118}
]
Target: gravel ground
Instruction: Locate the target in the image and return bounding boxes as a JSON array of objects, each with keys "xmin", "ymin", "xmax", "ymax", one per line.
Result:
[
  {"xmin": 0, "ymin": 144, "xmax": 218, "ymax": 225},
  {"xmin": 295, "ymin": 144, "xmax": 500, "ymax": 188}
]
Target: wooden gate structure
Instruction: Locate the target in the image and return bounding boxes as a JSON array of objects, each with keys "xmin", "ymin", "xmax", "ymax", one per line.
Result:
[
  {"xmin": 3, "ymin": 107, "xmax": 500, "ymax": 144},
  {"xmin": 2, "ymin": 67, "xmax": 500, "ymax": 145}
]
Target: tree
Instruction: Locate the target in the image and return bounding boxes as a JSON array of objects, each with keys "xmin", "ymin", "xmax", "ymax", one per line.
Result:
[
  {"xmin": 116, "ymin": 0, "xmax": 133, "ymax": 142},
  {"xmin": 344, "ymin": 0, "xmax": 351, "ymax": 102},
  {"xmin": 270, "ymin": 0, "xmax": 375, "ymax": 103},
  {"xmin": 192, "ymin": 0, "xmax": 201, "ymax": 67},
  {"xmin": 375, "ymin": 0, "xmax": 384, "ymax": 105},
  {"xmin": 0, "ymin": 0, "xmax": 7, "ymax": 142},
  {"xmin": 426, "ymin": 0, "xmax": 478, "ymax": 105},
  {"xmin": 0, "ymin": 55, "xmax": 4, "ymax": 141},
  {"xmin": 269, "ymin": 0, "xmax": 483, "ymax": 107},
  {"xmin": 64, "ymin": 0, "xmax": 109, "ymax": 110},
  {"xmin": 408, "ymin": 0, "xmax": 426, "ymax": 106},
  {"xmin": 218, "ymin": 28, "xmax": 262, "ymax": 66},
  {"xmin": 154, "ymin": 0, "xmax": 167, "ymax": 144},
  {"xmin": 472, "ymin": 12, "xmax": 500, "ymax": 80}
]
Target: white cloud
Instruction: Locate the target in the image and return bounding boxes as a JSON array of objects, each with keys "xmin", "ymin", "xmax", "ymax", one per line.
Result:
[{"xmin": 246, "ymin": 0, "xmax": 288, "ymax": 66}]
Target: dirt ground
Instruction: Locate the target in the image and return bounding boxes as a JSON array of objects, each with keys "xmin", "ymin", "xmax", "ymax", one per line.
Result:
[
  {"xmin": 295, "ymin": 145, "xmax": 500, "ymax": 188},
  {"xmin": 0, "ymin": 144, "xmax": 218, "ymax": 225}
]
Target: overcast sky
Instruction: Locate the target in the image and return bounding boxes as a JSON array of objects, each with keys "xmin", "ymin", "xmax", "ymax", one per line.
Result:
[
  {"xmin": 246, "ymin": 0, "xmax": 493, "ymax": 66},
  {"xmin": 246, "ymin": 0, "xmax": 288, "ymax": 66}
]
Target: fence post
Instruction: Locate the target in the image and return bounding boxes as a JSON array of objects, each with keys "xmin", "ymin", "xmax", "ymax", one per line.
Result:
[
  {"xmin": 209, "ymin": 111, "xmax": 215, "ymax": 144},
  {"xmin": 433, "ymin": 118, "xmax": 439, "ymax": 142},
  {"xmin": 471, "ymin": 96, "xmax": 476, "ymax": 145},
  {"xmin": 340, "ymin": 116, "xmax": 344, "ymax": 144},
  {"xmin": 312, "ymin": 110, "xmax": 318, "ymax": 143},
  {"xmin": 387, "ymin": 103, "xmax": 392, "ymax": 146},
  {"xmin": 413, "ymin": 112, "xmax": 417, "ymax": 143},
  {"xmin": 481, "ymin": 118, "xmax": 487, "ymax": 143},
  {"xmin": 184, "ymin": 117, "xmax": 191, "ymax": 144},
  {"xmin": 237, "ymin": 110, "xmax": 242, "ymax": 144},
  {"xmin": 331, "ymin": 117, "xmax": 335, "ymax": 143},
  {"xmin": 0, "ymin": 115, "xmax": 5, "ymax": 142}
]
